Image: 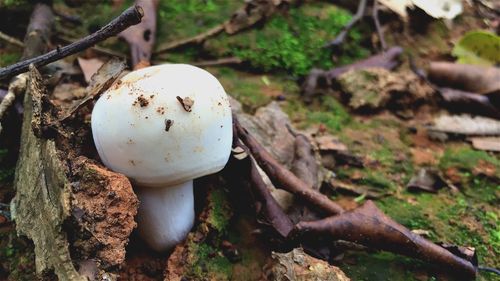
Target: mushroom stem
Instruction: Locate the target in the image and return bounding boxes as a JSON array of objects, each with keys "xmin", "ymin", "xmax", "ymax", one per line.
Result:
[{"xmin": 134, "ymin": 181, "xmax": 195, "ymax": 252}]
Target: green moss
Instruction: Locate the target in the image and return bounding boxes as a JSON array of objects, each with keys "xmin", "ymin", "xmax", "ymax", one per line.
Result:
[
  {"xmin": 186, "ymin": 241, "xmax": 233, "ymax": 280},
  {"xmin": 207, "ymin": 3, "xmax": 370, "ymax": 76},
  {"xmin": 157, "ymin": 0, "xmax": 239, "ymax": 43},
  {"xmin": 341, "ymin": 251, "xmax": 429, "ymax": 281},
  {"xmin": 286, "ymin": 95, "xmax": 351, "ymax": 132},
  {"xmin": 439, "ymin": 147, "xmax": 500, "ymax": 172},
  {"xmin": 206, "ymin": 188, "xmax": 232, "ymax": 233},
  {"xmin": 215, "ymin": 67, "xmax": 272, "ymax": 112},
  {"xmin": 0, "ymin": 51, "xmax": 21, "ymax": 67}
]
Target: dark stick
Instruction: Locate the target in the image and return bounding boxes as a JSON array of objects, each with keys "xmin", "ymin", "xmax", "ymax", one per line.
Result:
[
  {"xmin": 324, "ymin": 0, "xmax": 367, "ymax": 49},
  {"xmin": 234, "ymin": 116, "xmax": 344, "ymax": 216},
  {"xmin": 232, "ymin": 138, "xmax": 295, "ymax": 238},
  {"xmin": 372, "ymin": 0, "xmax": 387, "ymax": 51},
  {"xmin": 0, "ymin": 5, "xmax": 144, "ymax": 81}
]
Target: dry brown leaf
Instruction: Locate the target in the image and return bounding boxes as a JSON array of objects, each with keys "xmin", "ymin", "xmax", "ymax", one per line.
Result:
[{"xmin": 77, "ymin": 57, "xmax": 104, "ymax": 83}]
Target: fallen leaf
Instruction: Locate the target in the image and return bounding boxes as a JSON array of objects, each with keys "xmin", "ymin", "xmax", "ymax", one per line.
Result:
[
  {"xmin": 378, "ymin": 0, "xmax": 463, "ymax": 20},
  {"xmin": 77, "ymin": 57, "xmax": 104, "ymax": 83},
  {"xmin": 119, "ymin": 0, "xmax": 159, "ymax": 66},
  {"xmin": 469, "ymin": 137, "xmax": 500, "ymax": 152},
  {"xmin": 428, "ymin": 115, "xmax": 500, "ymax": 136},
  {"xmin": 452, "ymin": 31, "xmax": 500, "ymax": 66},
  {"xmin": 472, "ymin": 159, "xmax": 498, "ymax": 178},
  {"xmin": 315, "ymin": 135, "xmax": 348, "ymax": 151}
]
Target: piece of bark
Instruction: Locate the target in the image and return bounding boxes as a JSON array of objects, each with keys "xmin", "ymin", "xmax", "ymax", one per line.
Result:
[
  {"xmin": 119, "ymin": 0, "xmax": 158, "ymax": 67},
  {"xmin": 61, "ymin": 57, "xmax": 126, "ymax": 121},
  {"xmin": 235, "ymin": 117, "xmax": 344, "ymax": 216},
  {"xmin": 291, "ymin": 200, "xmax": 477, "ymax": 279},
  {"xmin": 428, "ymin": 62, "xmax": 500, "ymax": 94},
  {"xmin": 406, "ymin": 168, "xmax": 449, "ymax": 193},
  {"xmin": 262, "ymin": 248, "xmax": 350, "ymax": 281},
  {"xmin": 13, "ymin": 65, "xmax": 85, "ymax": 280},
  {"xmin": 11, "ymin": 4, "xmax": 85, "ymax": 280},
  {"xmin": 301, "ymin": 46, "xmax": 403, "ymax": 101}
]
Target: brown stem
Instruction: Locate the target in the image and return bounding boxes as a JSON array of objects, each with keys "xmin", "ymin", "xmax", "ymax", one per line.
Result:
[
  {"xmin": 234, "ymin": 116, "xmax": 344, "ymax": 216},
  {"xmin": 292, "ymin": 200, "xmax": 477, "ymax": 279},
  {"xmin": 0, "ymin": 5, "xmax": 144, "ymax": 81}
]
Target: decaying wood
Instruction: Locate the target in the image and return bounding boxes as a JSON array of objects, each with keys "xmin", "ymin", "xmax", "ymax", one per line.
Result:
[
  {"xmin": 0, "ymin": 5, "xmax": 143, "ymax": 81},
  {"xmin": 12, "ymin": 4, "xmax": 140, "ymax": 281},
  {"xmin": 428, "ymin": 62, "xmax": 500, "ymax": 94},
  {"xmin": 291, "ymin": 200, "xmax": 477, "ymax": 279},
  {"xmin": 234, "ymin": 116, "xmax": 344, "ymax": 216}
]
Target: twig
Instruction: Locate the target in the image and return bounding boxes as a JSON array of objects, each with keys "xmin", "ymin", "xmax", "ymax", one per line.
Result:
[
  {"xmin": 324, "ymin": 0, "xmax": 367, "ymax": 49},
  {"xmin": 0, "ymin": 31, "xmax": 24, "ymax": 48},
  {"xmin": 372, "ymin": 0, "xmax": 387, "ymax": 51},
  {"xmin": 0, "ymin": 73, "xmax": 28, "ymax": 134},
  {"xmin": 291, "ymin": 200, "xmax": 477, "ymax": 279},
  {"xmin": 57, "ymin": 36, "xmax": 128, "ymax": 59},
  {"xmin": 154, "ymin": 24, "xmax": 225, "ymax": 55},
  {"xmin": 0, "ymin": 5, "xmax": 144, "ymax": 81},
  {"xmin": 478, "ymin": 266, "xmax": 500, "ymax": 275},
  {"xmin": 234, "ymin": 116, "xmax": 344, "ymax": 216},
  {"xmin": 231, "ymin": 139, "xmax": 294, "ymax": 238}
]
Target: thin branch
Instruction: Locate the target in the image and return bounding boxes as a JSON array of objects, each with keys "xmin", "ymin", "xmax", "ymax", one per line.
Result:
[
  {"xmin": 324, "ymin": 0, "xmax": 367, "ymax": 49},
  {"xmin": 154, "ymin": 24, "xmax": 225, "ymax": 55},
  {"xmin": 0, "ymin": 31, "xmax": 24, "ymax": 48},
  {"xmin": 57, "ymin": 36, "xmax": 128, "ymax": 59},
  {"xmin": 372, "ymin": 0, "xmax": 387, "ymax": 51},
  {"xmin": 0, "ymin": 5, "xmax": 144, "ymax": 81},
  {"xmin": 234, "ymin": 116, "xmax": 344, "ymax": 216}
]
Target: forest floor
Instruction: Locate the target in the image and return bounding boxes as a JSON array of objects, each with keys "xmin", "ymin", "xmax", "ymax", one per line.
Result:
[{"xmin": 0, "ymin": 1, "xmax": 498, "ymax": 280}]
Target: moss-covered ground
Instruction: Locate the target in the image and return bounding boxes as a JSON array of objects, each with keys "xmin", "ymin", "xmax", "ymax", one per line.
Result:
[{"xmin": 0, "ymin": 0, "xmax": 498, "ymax": 280}]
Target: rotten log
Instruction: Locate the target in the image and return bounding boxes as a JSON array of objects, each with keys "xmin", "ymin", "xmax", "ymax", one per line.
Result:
[
  {"xmin": 12, "ymin": 4, "xmax": 142, "ymax": 280},
  {"xmin": 291, "ymin": 200, "xmax": 477, "ymax": 279}
]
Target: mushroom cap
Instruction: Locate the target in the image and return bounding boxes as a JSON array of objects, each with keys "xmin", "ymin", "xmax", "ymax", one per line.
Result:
[{"xmin": 91, "ymin": 64, "xmax": 232, "ymax": 187}]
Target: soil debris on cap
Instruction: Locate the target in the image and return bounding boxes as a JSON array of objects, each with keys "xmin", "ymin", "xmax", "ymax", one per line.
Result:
[
  {"xmin": 133, "ymin": 94, "xmax": 149, "ymax": 107},
  {"xmin": 165, "ymin": 119, "xmax": 174, "ymax": 131},
  {"xmin": 176, "ymin": 96, "xmax": 194, "ymax": 112}
]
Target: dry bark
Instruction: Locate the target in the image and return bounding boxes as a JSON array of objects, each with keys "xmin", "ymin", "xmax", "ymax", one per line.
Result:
[{"xmin": 12, "ymin": 4, "xmax": 141, "ymax": 281}]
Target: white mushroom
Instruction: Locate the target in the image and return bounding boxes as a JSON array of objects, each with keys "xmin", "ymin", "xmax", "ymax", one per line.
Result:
[{"xmin": 91, "ymin": 64, "xmax": 232, "ymax": 251}]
